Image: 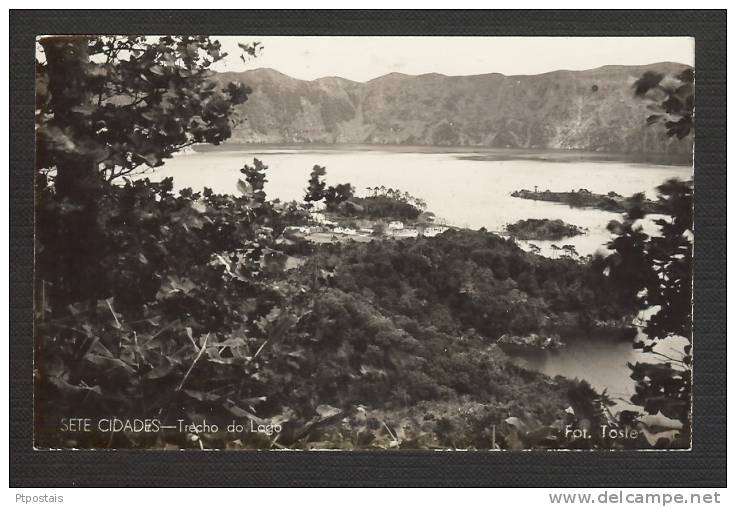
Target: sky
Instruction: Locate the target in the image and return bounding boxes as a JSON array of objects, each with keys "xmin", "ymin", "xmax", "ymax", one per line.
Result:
[{"xmin": 212, "ymin": 36, "xmax": 694, "ymax": 82}]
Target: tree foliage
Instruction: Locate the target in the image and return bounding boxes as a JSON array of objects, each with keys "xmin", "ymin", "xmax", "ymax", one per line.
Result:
[
  {"xmin": 304, "ymin": 164, "xmax": 327, "ymax": 202},
  {"xmin": 323, "ymin": 182, "xmax": 355, "ymax": 208},
  {"xmin": 601, "ymin": 68, "xmax": 695, "ymax": 446},
  {"xmin": 602, "ymin": 178, "xmax": 693, "ymax": 443},
  {"xmin": 506, "ymin": 218, "xmax": 585, "ymax": 241},
  {"xmin": 34, "ymin": 36, "xmax": 292, "ymax": 448},
  {"xmin": 35, "ymin": 171, "xmax": 314, "ymax": 447},
  {"xmin": 37, "ymin": 36, "xmax": 253, "ymax": 183},
  {"xmin": 36, "ymin": 35, "xmax": 255, "ymax": 305},
  {"xmin": 322, "ymin": 229, "xmax": 634, "ymax": 339},
  {"xmin": 633, "ymin": 68, "xmax": 694, "ymax": 140}
]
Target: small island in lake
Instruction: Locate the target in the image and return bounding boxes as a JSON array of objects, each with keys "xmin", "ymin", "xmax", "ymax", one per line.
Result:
[
  {"xmin": 510, "ymin": 187, "xmax": 667, "ymax": 214},
  {"xmin": 284, "ymin": 172, "xmax": 453, "ymax": 244},
  {"xmin": 506, "ymin": 218, "xmax": 586, "ymax": 241}
]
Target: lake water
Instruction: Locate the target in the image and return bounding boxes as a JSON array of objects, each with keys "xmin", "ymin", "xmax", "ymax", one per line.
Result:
[
  {"xmin": 151, "ymin": 145, "xmax": 692, "ymax": 404},
  {"xmin": 153, "ymin": 146, "xmax": 691, "ymax": 258},
  {"xmin": 512, "ymin": 327, "xmax": 690, "ymax": 410}
]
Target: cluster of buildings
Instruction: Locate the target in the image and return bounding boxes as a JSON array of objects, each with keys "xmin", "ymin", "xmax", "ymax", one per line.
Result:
[{"xmin": 285, "ymin": 213, "xmax": 451, "ymax": 241}]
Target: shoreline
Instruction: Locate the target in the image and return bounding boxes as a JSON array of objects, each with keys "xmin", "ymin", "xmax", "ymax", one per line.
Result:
[{"xmin": 189, "ymin": 143, "xmax": 692, "ymax": 167}]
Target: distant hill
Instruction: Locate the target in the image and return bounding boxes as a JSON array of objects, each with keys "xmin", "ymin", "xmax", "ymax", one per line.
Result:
[{"xmin": 213, "ymin": 63, "xmax": 693, "ymax": 157}]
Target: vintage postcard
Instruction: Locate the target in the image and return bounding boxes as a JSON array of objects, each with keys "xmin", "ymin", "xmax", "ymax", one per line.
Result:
[{"xmin": 34, "ymin": 35, "xmax": 694, "ymax": 450}]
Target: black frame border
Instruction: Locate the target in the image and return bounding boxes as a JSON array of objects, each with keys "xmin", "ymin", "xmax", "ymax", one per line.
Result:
[{"xmin": 10, "ymin": 9, "xmax": 726, "ymax": 487}]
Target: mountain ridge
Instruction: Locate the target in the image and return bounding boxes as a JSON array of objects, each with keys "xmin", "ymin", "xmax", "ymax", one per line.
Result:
[{"xmin": 214, "ymin": 62, "xmax": 693, "ymax": 157}]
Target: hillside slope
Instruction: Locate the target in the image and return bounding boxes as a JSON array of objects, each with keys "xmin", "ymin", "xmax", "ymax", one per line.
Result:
[{"xmin": 215, "ymin": 63, "xmax": 692, "ymax": 156}]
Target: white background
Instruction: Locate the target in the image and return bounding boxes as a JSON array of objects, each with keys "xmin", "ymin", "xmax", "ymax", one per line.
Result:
[{"xmin": 2, "ymin": 1, "xmax": 732, "ymax": 503}]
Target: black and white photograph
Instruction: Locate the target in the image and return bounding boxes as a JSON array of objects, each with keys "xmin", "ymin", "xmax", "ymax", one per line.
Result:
[{"xmin": 33, "ymin": 34, "xmax": 695, "ymax": 451}]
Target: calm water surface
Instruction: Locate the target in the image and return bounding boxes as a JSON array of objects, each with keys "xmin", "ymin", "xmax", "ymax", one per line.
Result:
[
  {"xmin": 152, "ymin": 146, "xmax": 691, "ymax": 402},
  {"xmin": 514, "ymin": 331, "xmax": 690, "ymax": 408},
  {"xmin": 155, "ymin": 146, "xmax": 690, "ymax": 257}
]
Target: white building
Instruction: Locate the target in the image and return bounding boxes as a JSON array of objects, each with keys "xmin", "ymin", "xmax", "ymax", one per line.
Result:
[
  {"xmin": 310, "ymin": 212, "xmax": 327, "ymax": 223},
  {"xmin": 422, "ymin": 226, "xmax": 449, "ymax": 237},
  {"xmin": 388, "ymin": 221, "xmax": 404, "ymax": 230},
  {"xmin": 333, "ymin": 226, "xmax": 357, "ymax": 236}
]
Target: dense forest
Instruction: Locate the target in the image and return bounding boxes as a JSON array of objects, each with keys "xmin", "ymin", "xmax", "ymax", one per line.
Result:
[
  {"xmin": 34, "ymin": 36, "xmax": 693, "ymax": 450},
  {"xmin": 33, "ymin": 162, "xmax": 639, "ymax": 449},
  {"xmin": 506, "ymin": 218, "xmax": 585, "ymax": 241}
]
